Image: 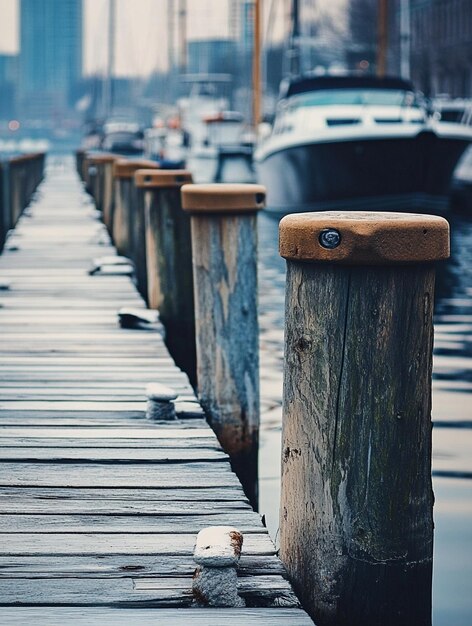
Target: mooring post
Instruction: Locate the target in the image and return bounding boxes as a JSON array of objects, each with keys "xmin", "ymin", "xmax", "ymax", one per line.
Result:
[
  {"xmin": 87, "ymin": 154, "xmax": 115, "ymax": 214},
  {"xmin": 82, "ymin": 154, "xmax": 93, "ymax": 195},
  {"xmin": 278, "ymin": 212, "xmax": 450, "ymax": 626},
  {"xmin": 182, "ymin": 183, "xmax": 265, "ymax": 507},
  {"xmin": 76, "ymin": 149, "xmax": 86, "ymax": 180},
  {"xmin": 112, "ymin": 159, "xmax": 158, "ymax": 257},
  {"xmin": 135, "ymin": 169, "xmax": 195, "ymax": 381},
  {"xmin": 101, "ymin": 154, "xmax": 118, "ymax": 234}
]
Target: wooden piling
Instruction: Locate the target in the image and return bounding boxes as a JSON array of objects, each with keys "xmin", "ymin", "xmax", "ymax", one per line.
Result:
[
  {"xmin": 112, "ymin": 159, "xmax": 158, "ymax": 257},
  {"xmin": 182, "ymin": 183, "xmax": 265, "ymax": 507},
  {"xmin": 87, "ymin": 153, "xmax": 116, "ymax": 215},
  {"xmin": 136, "ymin": 169, "xmax": 195, "ymax": 383},
  {"xmin": 2, "ymin": 153, "xmax": 45, "ymax": 241},
  {"xmin": 278, "ymin": 211, "xmax": 450, "ymax": 626},
  {"xmin": 75, "ymin": 148, "xmax": 86, "ymax": 180}
]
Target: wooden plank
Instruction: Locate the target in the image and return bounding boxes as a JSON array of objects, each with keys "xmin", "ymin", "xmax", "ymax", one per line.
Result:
[
  {"xmin": 0, "ymin": 437, "xmax": 217, "ymax": 449},
  {"xmin": 0, "ymin": 426, "xmax": 211, "ymax": 437},
  {"xmin": 0, "ymin": 497, "xmax": 250, "ymax": 516},
  {"xmin": 0, "ymin": 608, "xmax": 313, "ymax": 624},
  {"xmin": 0, "ymin": 486, "xmax": 249, "ymax": 508},
  {"xmin": 0, "ymin": 513, "xmax": 264, "ymax": 534},
  {"xmin": 0, "ymin": 401, "xmax": 148, "ymax": 411},
  {"xmin": 0, "ymin": 532, "xmax": 275, "ymax": 556},
  {"xmin": 0, "ymin": 373, "xmax": 192, "ymax": 394},
  {"xmin": 0, "ymin": 447, "xmax": 227, "ymax": 463},
  {"xmin": 0, "ymin": 462, "xmax": 241, "ymax": 488},
  {"xmin": 0, "ymin": 554, "xmax": 284, "ymax": 578},
  {"xmin": 0, "ymin": 575, "xmax": 297, "ymax": 607}
]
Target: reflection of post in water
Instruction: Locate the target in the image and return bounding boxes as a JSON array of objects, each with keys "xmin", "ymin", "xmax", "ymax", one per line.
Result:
[
  {"xmin": 182, "ymin": 183, "xmax": 266, "ymax": 509},
  {"xmin": 278, "ymin": 212, "xmax": 449, "ymax": 625},
  {"xmin": 434, "ymin": 215, "xmax": 472, "ymax": 303}
]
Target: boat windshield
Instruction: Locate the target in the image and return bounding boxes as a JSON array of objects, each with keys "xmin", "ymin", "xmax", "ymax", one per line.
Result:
[{"xmin": 286, "ymin": 89, "xmax": 419, "ymax": 109}]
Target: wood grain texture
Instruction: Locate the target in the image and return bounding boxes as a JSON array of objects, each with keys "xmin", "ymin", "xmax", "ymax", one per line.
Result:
[
  {"xmin": 0, "ymin": 574, "xmax": 297, "ymax": 607},
  {"xmin": 281, "ymin": 261, "xmax": 435, "ymax": 626},
  {"xmin": 102, "ymin": 160, "xmax": 115, "ymax": 233},
  {"xmin": 130, "ymin": 186, "xmax": 148, "ymax": 300},
  {"xmin": 0, "ymin": 532, "xmax": 275, "ymax": 556},
  {"xmin": 0, "ymin": 486, "xmax": 249, "ymax": 508},
  {"xmin": 191, "ymin": 213, "xmax": 260, "ymax": 506},
  {"xmin": 0, "ymin": 608, "xmax": 313, "ymax": 625},
  {"xmin": 112, "ymin": 177, "xmax": 132, "ymax": 256},
  {"xmin": 0, "ymin": 554, "xmax": 284, "ymax": 578},
  {"xmin": 144, "ymin": 187, "xmax": 196, "ymax": 384}
]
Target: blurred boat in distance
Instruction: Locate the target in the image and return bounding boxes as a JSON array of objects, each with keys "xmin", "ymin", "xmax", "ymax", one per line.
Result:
[{"xmin": 255, "ymin": 73, "xmax": 472, "ymax": 213}]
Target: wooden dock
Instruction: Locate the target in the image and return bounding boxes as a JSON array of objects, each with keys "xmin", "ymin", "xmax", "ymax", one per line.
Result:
[{"xmin": 0, "ymin": 159, "xmax": 311, "ymax": 624}]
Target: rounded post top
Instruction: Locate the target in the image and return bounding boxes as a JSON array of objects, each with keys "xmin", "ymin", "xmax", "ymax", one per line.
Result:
[
  {"xmin": 279, "ymin": 211, "xmax": 450, "ymax": 265},
  {"xmin": 113, "ymin": 159, "xmax": 159, "ymax": 179},
  {"xmin": 181, "ymin": 183, "xmax": 266, "ymax": 215},
  {"xmin": 86, "ymin": 153, "xmax": 118, "ymax": 165},
  {"xmin": 134, "ymin": 169, "xmax": 193, "ymax": 189}
]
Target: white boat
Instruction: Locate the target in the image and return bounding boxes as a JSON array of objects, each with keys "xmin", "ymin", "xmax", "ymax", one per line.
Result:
[{"xmin": 254, "ymin": 74, "xmax": 472, "ymax": 213}]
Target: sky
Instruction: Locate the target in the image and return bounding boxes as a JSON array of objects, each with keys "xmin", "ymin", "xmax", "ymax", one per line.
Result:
[{"xmin": 0, "ymin": 0, "xmax": 292, "ymax": 76}]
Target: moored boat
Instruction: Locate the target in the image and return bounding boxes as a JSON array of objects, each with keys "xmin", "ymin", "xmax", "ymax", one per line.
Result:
[{"xmin": 254, "ymin": 74, "xmax": 472, "ymax": 213}]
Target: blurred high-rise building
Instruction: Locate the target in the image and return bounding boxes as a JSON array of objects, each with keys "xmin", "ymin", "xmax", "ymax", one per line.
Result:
[
  {"xmin": 0, "ymin": 54, "xmax": 18, "ymax": 121},
  {"xmin": 18, "ymin": 0, "xmax": 83, "ymax": 123},
  {"xmin": 410, "ymin": 0, "xmax": 472, "ymax": 97}
]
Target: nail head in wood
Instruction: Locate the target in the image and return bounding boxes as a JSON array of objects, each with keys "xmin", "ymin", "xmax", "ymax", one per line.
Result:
[
  {"xmin": 113, "ymin": 159, "xmax": 160, "ymax": 179},
  {"xmin": 134, "ymin": 169, "xmax": 193, "ymax": 188},
  {"xmin": 181, "ymin": 183, "xmax": 266, "ymax": 215},
  {"xmin": 279, "ymin": 211, "xmax": 450, "ymax": 265}
]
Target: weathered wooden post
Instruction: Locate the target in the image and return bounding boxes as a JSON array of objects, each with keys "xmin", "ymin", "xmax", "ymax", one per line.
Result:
[
  {"xmin": 101, "ymin": 154, "xmax": 118, "ymax": 235},
  {"xmin": 8, "ymin": 156, "xmax": 25, "ymax": 228},
  {"xmin": 75, "ymin": 148, "xmax": 86, "ymax": 180},
  {"xmin": 278, "ymin": 212, "xmax": 450, "ymax": 626},
  {"xmin": 87, "ymin": 154, "xmax": 114, "ymax": 213},
  {"xmin": 82, "ymin": 154, "xmax": 93, "ymax": 195},
  {"xmin": 112, "ymin": 159, "xmax": 158, "ymax": 257},
  {"xmin": 182, "ymin": 184, "xmax": 265, "ymax": 507},
  {"xmin": 136, "ymin": 169, "xmax": 195, "ymax": 382}
]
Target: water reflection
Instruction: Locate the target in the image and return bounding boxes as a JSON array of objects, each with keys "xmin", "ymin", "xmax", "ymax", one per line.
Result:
[{"xmin": 257, "ymin": 209, "xmax": 472, "ymax": 624}]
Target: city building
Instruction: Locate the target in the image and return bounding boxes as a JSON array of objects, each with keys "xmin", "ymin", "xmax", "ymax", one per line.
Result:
[
  {"xmin": 18, "ymin": 0, "xmax": 83, "ymax": 122},
  {"xmin": 347, "ymin": 0, "xmax": 472, "ymax": 98},
  {"xmin": 0, "ymin": 53, "xmax": 18, "ymax": 120},
  {"xmin": 187, "ymin": 39, "xmax": 237, "ymax": 75},
  {"xmin": 410, "ymin": 0, "xmax": 472, "ymax": 97}
]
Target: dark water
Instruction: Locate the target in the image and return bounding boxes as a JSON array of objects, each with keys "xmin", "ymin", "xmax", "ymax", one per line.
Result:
[{"xmin": 257, "ymin": 209, "xmax": 472, "ymax": 625}]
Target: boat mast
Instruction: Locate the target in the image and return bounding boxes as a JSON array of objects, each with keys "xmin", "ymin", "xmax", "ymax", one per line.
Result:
[
  {"xmin": 167, "ymin": 0, "xmax": 174, "ymax": 72},
  {"xmin": 288, "ymin": 0, "xmax": 301, "ymax": 76},
  {"xmin": 103, "ymin": 0, "xmax": 116, "ymax": 119},
  {"xmin": 252, "ymin": 0, "xmax": 262, "ymax": 128},
  {"xmin": 178, "ymin": 0, "xmax": 187, "ymax": 75},
  {"xmin": 400, "ymin": 0, "xmax": 411, "ymax": 79},
  {"xmin": 377, "ymin": 0, "xmax": 388, "ymax": 77}
]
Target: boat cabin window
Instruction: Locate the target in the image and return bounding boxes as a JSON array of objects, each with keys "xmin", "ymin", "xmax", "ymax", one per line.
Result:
[{"xmin": 284, "ymin": 89, "xmax": 420, "ymax": 110}]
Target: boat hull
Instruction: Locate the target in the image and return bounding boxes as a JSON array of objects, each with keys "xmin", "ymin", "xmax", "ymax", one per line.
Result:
[{"xmin": 256, "ymin": 131, "xmax": 470, "ymax": 213}]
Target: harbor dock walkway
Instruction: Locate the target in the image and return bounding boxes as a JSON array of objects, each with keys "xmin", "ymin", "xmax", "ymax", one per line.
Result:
[{"xmin": 0, "ymin": 159, "xmax": 311, "ymax": 624}]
